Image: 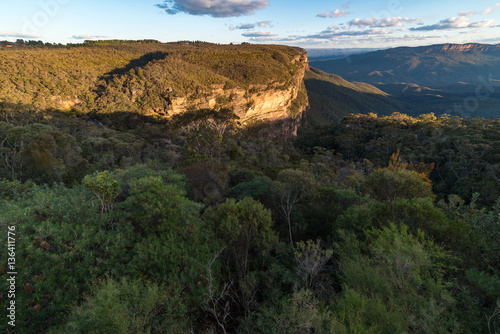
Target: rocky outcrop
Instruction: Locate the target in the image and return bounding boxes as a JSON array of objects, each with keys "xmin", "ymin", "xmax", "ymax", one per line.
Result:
[
  {"xmin": 435, "ymin": 43, "xmax": 500, "ymax": 53},
  {"xmin": 48, "ymin": 96, "xmax": 83, "ymax": 110},
  {"xmin": 164, "ymin": 50, "xmax": 309, "ymax": 128}
]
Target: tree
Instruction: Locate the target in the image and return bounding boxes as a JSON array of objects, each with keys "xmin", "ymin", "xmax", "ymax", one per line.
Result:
[
  {"xmin": 359, "ymin": 168, "xmax": 435, "ymax": 202},
  {"xmin": 204, "ymin": 197, "xmax": 278, "ymax": 312},
  {"xmin": 204, "ymin": 197, "xmax": 277, "ymax": 278},
  {"xmin": 294, "ymin": 239, "xmax": 333, "ymax": 289},
  {"xmin": 271, "ymin": 169, "xmax": 316, "ymax": 244},
  {"xmin": 0, "ymin": 122, "xmax": 53, "ymax": 180},
  {"xmin": 83, "ymin": 171, "xmax": 120, "ymax": 214},
  {"xmin": 333, "ymin": 225, "xmax": 460, "ymax": 333},
  {"xmin": 119, "ymin": 173, "xmax": 216, "ymax": 312}
]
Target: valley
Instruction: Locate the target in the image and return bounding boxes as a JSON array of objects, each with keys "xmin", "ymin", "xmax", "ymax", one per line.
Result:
[
  {"xmin": 0, "ymin": 40, "xmax": 499, "ymax": 334},
  {"xmin": 310, "ymin": 43, "xmax": 500, "ymax": 119}
]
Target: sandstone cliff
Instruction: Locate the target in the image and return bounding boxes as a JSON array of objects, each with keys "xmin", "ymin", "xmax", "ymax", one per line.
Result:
[
  {"xmin": 0, "ymin": 42, "xmax": 310, "ymax": 134},
  {"xmin": 164, "ymin": 50, "xmax": 309, "ymax": 128}
]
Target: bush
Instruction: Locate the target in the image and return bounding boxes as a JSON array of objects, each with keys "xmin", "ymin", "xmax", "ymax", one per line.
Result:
[
  {"xmin": 59, "ymin": 278, "xmax": 189, "ymax": 333},
  {"xmin": 359, "ymin": 168, "xmax": 435, "ymax": 202}
]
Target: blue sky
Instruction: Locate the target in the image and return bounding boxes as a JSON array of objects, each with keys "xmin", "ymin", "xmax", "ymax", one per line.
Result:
[{"xmin": 1, "ymin": 0, "xmax": 499, "ymax": 49}]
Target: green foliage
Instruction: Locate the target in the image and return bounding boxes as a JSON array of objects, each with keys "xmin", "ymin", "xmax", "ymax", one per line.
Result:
[
  {"xmin": 332, "ymin": 286, "xmax": 400, "ymax": 334},
  {"xmin": 438, "ymin": 194, "xmax": 500, "ymax": 271},
  {"xmin": 334, "ymin": 201, "xmax": 377, "ymax": 240},
  {"xmin": 0, "ymin": 184, "xmax": 136, "ymax": 333},
  {"xmin": 116, "ymin": 175, "xmax": 216, "ymax": 312},
  {"xmin": 205, "ymin": 197, "xmax": 277, "ymax": 272},
  {"xmin": 59, "ymin": 278, "xmax": 189, "ymax": 333},
  {"xmin": 272, "ymin": 169, "xmax": 317, "ymax": 243},
  {"xmin": 296, "ymin": 113, "xmax": 500, "ymax": 206},
  {"xmin": 225, "ymin": 176, "xmax": 272, "ymax": 201},
  {"xmin": 359, "ymin": 168, "xmax": 435, "ymax": 202},
  {"xmin": 274, "ymin": 289, "xmax": 332, "ymax": 334},
  {"xmin": 333, "ymin": 224, "xmax": 462, "ymax": 333},
  {"xmin": 120, "ymin": 175, "xmax": 200, "ymax": 234},
  {"xmin": 204, "ymin": 197, "xmax": 278, "ymax": 313},
  {"xmin": 83, "ymin": 171, "xmax": 120, "ymax": 213},
  {"xmin": 0, "ymin": 178, "xmax": 36, "ymax": 200},
  {"xmin": 294, "ymin": 239, "xmax": 333, "ymax": 289}
]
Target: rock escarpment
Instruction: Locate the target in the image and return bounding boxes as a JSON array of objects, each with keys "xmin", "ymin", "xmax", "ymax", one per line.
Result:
[
  {"xmin": 0, "ymin": 42, "xmax": 309, "ymax": 134},
  {"xmin": 165, "ymin": 51, "xmax": 309, "ymax": 128}
]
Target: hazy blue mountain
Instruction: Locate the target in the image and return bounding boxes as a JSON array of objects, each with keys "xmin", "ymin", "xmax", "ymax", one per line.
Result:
[
  {"xmin": 309, "ymin": 43, "xmax": 500, "ymax": 119},
  {"xmin": 310, "ymin": 43, "xmax": 500, "ymax": 87}
]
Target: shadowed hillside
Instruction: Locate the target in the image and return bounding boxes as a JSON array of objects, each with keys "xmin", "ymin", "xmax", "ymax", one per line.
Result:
[{"xmin": 304, "ymin": 67, "xmax": 403, "ymax": 126}]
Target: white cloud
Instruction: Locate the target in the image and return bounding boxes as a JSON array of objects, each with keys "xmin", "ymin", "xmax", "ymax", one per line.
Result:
[
  {"xmin": 348, "ymin": 17, "xmax": 422, "ymax": 28},
  {"xmin": 257, "ymin": 21, "xmax": 272, "ymax": 27},
  {"xmin": 469, "ymin": 19, "xmax": 496, "ymax": 28},
  {"xmin": 458, "ymin": 11, "xmax": 476, "ymax": 16},
  {"xmin": 411, "ymin": 16, "xmax": 495, "ymax": 31},
  {"xmin": 229, "ymin": 23, "xmax": 255, "ymax": 30},
  {"xmin": 482, "ymin": 7, "xmax": 493, "ymax": 14},
  {"xmin": 308, "ymin": 28, "xmax": 393, "ymax": 39},
  {"xmin": 342, "ymin": 3, "xmax": 349, "ymax": 9},
  {"xmin": 0, "ymin": 32, "xmax": 40, "ymax": 39},
  {"xmin": 245, "ymin": 31, "xmax": 441, "ymax": 47},
  {"xmin": 72, "ymin": 35, "xmax": 109, "ymax": 40},
  {"xmin": 317, "ymin": 9, "xmax": 350, "ymax": 18},
  {"xmin": 156, "ymin": 0, "xmax": 269, "ymax": 18},
  {"xmin": 242, "ymin": 31, "xmax": 277, "ymax": 37},
  {"xmin": 369, "ymin": 34, "xmax": 441, "ymax": 45},
  {"xmin": 230, "ymin": 20, "xmax": 272, "ymax": 31}
]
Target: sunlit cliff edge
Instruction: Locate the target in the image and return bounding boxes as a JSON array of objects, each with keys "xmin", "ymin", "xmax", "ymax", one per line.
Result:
[{"xmin": 0, "ymin": 41, "xmax": 309, "ymax": 134}]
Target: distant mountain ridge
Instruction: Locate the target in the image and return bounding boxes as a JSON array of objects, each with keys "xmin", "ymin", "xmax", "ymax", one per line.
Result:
[
  {"xmin": 310, "ymin": 43, "xmax": 500, "ymax": 87},
  {"xmin": 422, "ymin": 43, "xmax": 500, "ymax": 53}
]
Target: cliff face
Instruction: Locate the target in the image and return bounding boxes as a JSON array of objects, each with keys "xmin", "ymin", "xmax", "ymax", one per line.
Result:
[
  {"xmin": 435, "ymin": 43, "xmax": 500, "ymax": 53},
  {"xmin": 0, "ymin": 43, "xmax": 309, "ymax": 135},
  {"xmin": 165, "ymin": 51, "xmax": 309, "ymax": 128},
  {"xmin": 88, "ymin": 44, "xmax": 310, "ymax": 136}
]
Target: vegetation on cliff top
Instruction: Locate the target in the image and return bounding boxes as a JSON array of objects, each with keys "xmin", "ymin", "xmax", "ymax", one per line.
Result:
[{"xmin": 0, "ymin": 41, "xmax": 306, "ymax": 115}]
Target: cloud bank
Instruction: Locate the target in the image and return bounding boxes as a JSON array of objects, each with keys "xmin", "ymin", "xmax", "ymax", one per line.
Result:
[
  {"xmin": 72, "ymin": 35, "xmax": 109, "ymax": 40},
  {"xmin": 348, "ymin": 17, "xmax": 421, "ymax": 28},
  {"xmin": 411, "ymin": 17, "xmax": 495, "ymax": 31},
  {"xmin": 242, "ymin": 31, "xmax": 277, "ymax": 37},
  {"xmin": 0, "ymin": 32, "xmax": 40, "ymax": 39},
  {"xmin": 229, "ymin": 20, "xmax": 272, "ymax": 30},
  {"xmin": 156, "ymin": 0, "xmax": 269, "ymax": 17}
]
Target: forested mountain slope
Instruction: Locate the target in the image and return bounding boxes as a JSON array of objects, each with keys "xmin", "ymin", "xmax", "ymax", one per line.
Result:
[
  {"xmin": 304, "ymin": 67, "xmax": 403, "ymax": 126},
  {"xmin": 0, "ymin": 41, "xmax": 308, "ymax": 125}
]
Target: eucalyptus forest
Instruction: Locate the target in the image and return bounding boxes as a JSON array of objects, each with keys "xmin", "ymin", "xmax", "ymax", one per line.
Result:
[{"xmin": 0, "ymin": 40, "xmax": 499, "ymax": 333}]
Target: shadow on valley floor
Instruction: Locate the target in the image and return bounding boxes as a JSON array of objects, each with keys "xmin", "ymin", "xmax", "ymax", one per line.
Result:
[{"xmin": 304, "ymin": 76, "xmax": 404, "ymax": 127}]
